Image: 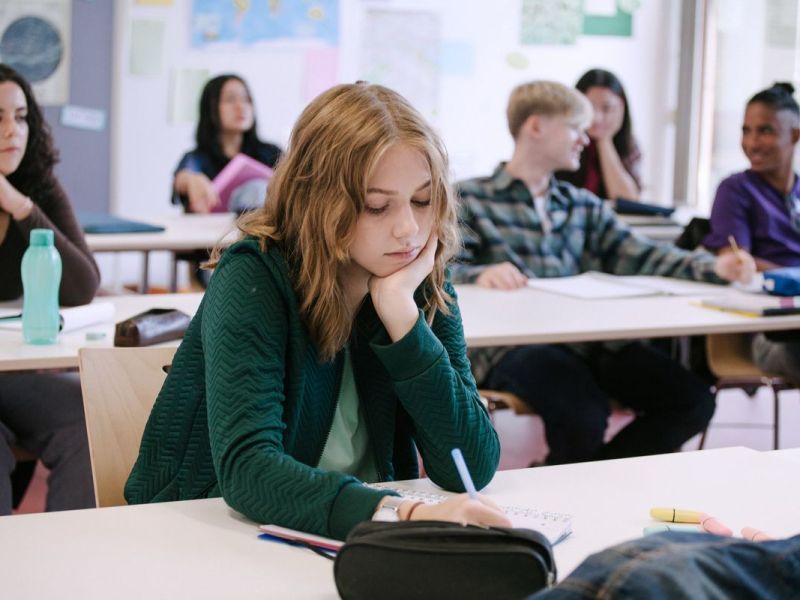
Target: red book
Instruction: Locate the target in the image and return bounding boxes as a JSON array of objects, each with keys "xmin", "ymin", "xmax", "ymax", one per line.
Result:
[{"xmin": 211, "ymin": 153, "xmax": 273, "ymax": 213}]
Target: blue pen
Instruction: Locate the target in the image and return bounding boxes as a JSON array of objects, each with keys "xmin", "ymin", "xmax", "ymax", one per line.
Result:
[{"xmin": 451, "ymin": 448, "xmax": 478, "ymax": 499}]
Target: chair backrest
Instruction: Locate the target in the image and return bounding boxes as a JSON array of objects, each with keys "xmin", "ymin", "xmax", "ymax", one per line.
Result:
[
  {"xmin": 706, "ymin": 333, "xmax": 765, "ymax": 380},
  {"xmin": 78, "ymin": 346, "xmax": 176, "ymax": 507}
]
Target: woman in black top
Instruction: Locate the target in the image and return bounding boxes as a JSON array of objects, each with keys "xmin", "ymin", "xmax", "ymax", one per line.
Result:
[
  {"xmin": 172, "ymin": 74, "xmax": 282, "ymax": 213},
  {"xmin": 0, "ymin": 64, "xmax": 96, "ymax": 514}
]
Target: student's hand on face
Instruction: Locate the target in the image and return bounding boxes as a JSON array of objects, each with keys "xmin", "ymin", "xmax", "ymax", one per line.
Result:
[
  {"xmin": 185, "ymin": 172, "xmax": 220, "ymax": 214},
  {"xmin": 475, "ymin": 262, "xmax": 528, "ymax": 290},
  {"xmin": 369, "ymin": 233, "xmax": 437, "ymax": 307},
  {"xmin": 714, "ymin": 251, "xmax": 756, "ymax": 284},
  {"xmin": 408, "ymin": 494, "xmax": 512, "ymax": 528},
  {"xmin": 368, "ymin": 234, "xmax": 437, "ymax": 342}
]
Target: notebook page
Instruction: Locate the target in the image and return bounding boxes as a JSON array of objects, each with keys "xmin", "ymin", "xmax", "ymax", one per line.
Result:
[
  {"xmin": 368, "ymin": 483, "xmax": 573, "ymax": 546},
  {"xmin": 527, "ymin": 272, "xmax": 655, "ymax": 300}
]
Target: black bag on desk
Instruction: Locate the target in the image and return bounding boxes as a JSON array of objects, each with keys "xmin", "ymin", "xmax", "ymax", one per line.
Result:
[
  {"xmin": 333, "ymin": 520, "xmax": 556, "ymax": 600},
  {"xmin": 114, "ymin": 308, "xmax": 191, "ymax": 347}
]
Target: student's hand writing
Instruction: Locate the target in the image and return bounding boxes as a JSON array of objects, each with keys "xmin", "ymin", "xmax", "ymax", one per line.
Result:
[
  {"xmin": 714, "ymin": 250, "xmax": 756, "ymax": 284},
  {"xmin": 176, "ymin": 170, "xmax": 220, "ymax": 214},
  {"xmin": 369, "ymin": 234, "xmax": 438, "ymax": 342},
  {"xmin": 407, "ymin": 494, "xmax": 512, "ymax": 528},
  {"xmin": 475, "ymin": 262, "xmax": 528, "ymax": 290}
]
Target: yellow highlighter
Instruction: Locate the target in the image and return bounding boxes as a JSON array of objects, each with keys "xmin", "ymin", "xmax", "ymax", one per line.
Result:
[{"xmin": 650, "ymin": 507, "xmax": 702, "ymax": 524}]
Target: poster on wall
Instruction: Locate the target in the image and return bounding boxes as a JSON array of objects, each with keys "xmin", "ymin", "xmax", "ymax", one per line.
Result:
[
  {"xmin": 0, "ymin": 0, "xmax": 71, "ymax": 105},
  {"xmin": 191, "ymin": 0, "xmax": 339, "ymax": 47},
  {"xmin": 359, "ymin": 9, "xmax": 441, "ymax": 120},
  {"xmin": 520, "ymin": 0, "xmax": 582, "ymax": 45}
]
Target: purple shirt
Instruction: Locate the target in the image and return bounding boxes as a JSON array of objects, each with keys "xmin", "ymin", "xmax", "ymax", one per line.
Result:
[{"xmin": 704, "ymin": 170, "xmax": 800, "ymax": 267}]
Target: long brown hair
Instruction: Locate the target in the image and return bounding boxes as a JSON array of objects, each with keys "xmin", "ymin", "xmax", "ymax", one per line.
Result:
[{"xmin": 208, "ymin": 82, "xmax": 458, "ymax": 361}]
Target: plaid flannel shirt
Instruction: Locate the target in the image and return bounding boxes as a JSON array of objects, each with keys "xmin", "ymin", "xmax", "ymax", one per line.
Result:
[{"xmin": 451, "ymin": 164, "xmax": 722, "ymax": 384}]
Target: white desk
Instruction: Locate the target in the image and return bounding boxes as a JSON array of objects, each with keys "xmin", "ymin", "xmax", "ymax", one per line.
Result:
[
  {"xmin": 456, "ymin": 282, "xmax": 800, "ymax": 347},
  {"xmin": 1, "ymin": 447, "xmax": 796, "ymax": 599},
  {"xmin": 0, "ymin": 293, "xmax": 203, "ymax": 372},
  {"xmin": 86, "ymin": 214, "xmax": 237, "ymax": 292}
]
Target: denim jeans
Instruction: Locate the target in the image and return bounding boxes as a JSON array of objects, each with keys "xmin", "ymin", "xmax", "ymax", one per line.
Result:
[{"xmin": 530, "ymin": 531, "xmax": 800, "ymax": 599}]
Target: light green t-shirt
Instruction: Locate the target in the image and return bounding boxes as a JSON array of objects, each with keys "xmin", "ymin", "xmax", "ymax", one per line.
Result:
[{"xmin": 317, "ymin": 346, "xmax": 379, "ymax": 482}]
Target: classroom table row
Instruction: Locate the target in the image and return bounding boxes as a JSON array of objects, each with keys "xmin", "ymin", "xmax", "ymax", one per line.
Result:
[
  {"xmin": 0, "ymin": 446, "xmax": 796, "ymax": 599},
  {"xmin": 2, "ymin": 279, "xmax": 800, "ymax": 372},
  {"xmin": 83, "ymin": 212, "xmax": 685, "ymax": 293}
]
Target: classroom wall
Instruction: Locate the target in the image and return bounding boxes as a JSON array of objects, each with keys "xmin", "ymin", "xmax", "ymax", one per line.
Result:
[
  {"xmin": 109, "ymin": 0, "xmax": 682, "ymax": 288},
  {"xmin": 43, "ymin": 0, "xmax": 114, "ymax": 213}
]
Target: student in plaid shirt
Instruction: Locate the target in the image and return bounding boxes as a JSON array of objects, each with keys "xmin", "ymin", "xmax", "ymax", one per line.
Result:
[{"xmin": 452, "ymin": 81, "xmax": 756, "ymax": 465}]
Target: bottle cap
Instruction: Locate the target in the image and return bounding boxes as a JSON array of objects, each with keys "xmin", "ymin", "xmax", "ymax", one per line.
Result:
[{"xmin": 29, "ymin": 229, "xmax": 54, "ymax": 246}]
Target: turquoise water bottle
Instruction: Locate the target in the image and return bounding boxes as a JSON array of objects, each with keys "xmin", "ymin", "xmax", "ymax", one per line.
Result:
[{"xmin": 21, "ymin": 228, "xmax": 62, "ymax": 345}]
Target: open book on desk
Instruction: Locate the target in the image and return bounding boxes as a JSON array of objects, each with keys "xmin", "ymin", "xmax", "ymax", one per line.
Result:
[
  {"xmin": 700, "ymin": 295, "xmax": 800, "ymax": 317},
  {"xmin": 527, "ymin": 272, "xmax": 727, "ymax": 300},
  {"xmin": 368, "ymin": 482, "xmax": 573, "ymax": 546}
]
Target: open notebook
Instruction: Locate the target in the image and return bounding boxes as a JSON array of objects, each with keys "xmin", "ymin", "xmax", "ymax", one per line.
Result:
[
  {"xmin": 368, "ymin": 482, "xmax": 572, "ymax": 546},
  {"xmin": 527, "ymin": 272, "xmax": 727, "ymax": 300},
  {"xmin": 259, "ymin": 484, "xmax": 573, "ymax": 553},
  {"xmin": 700, "ymin": 295, "xmax": 800, "ymax": 317}
]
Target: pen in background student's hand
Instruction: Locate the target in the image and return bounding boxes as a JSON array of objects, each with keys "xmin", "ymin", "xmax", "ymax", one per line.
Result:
[{"xmin": 728, "ymin": 235, "xmax": 744, "ymax": 263}]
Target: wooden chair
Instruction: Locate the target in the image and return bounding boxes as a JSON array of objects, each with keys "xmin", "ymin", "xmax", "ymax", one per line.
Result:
[
  {"xmin": 702, "ymin": 333, "xmax": 795, "ymax": 450},
  {"xmin": 479, "ymin": 389, "xmax": 535, "ymax": 416},
  {"xmin": 78, "ymin": 346, "xmax": 176, "ymax": 507}
]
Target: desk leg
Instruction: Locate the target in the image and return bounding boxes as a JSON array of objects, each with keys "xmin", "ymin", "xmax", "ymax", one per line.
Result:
[
  {"xmin": 169, "ymin": 253, "xmax": 178, "ymax": 293},
  {"xmin": 677, "ymin": 336, "xmax": 690, "ymax": 369},
  {"xmin": 141, "ymin": 251, "xmax": 150, "ymax": 294}
]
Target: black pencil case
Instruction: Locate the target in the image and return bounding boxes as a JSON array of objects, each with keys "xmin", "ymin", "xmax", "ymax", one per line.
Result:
[{"xmin": 333, "ymin": 520, "xmax": 556, "ymax": 600}]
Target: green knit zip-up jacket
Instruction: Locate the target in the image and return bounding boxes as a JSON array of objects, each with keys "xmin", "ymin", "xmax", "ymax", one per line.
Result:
[{"xmin": 125, "ymin": 239, "xmax": 500, "ymax": 540}]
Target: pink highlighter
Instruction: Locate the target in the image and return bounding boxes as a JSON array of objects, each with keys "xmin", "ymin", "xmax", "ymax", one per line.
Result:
[{"xmin": 699, "ymin": 513, "xmax": 733, "ymax": 536}]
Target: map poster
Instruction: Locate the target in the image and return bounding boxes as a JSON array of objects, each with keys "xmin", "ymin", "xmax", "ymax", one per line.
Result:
[
  {"xmin": 191, "ymin": 0, "xmax": 339, "ymax": 47},
  {"xmin": 359, "ymin": 9, "xmax": 441, "ymax": 120},
  {"xmin": 0, "ymin": 0, "xmax": 71, "ymax": 105}
]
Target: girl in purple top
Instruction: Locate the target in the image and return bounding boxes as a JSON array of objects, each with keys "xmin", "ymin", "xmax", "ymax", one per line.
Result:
[
  {"xmin": 704, "ymin": 83, "xmax": 800, "ymax": 270},
  {"xmin": 704, "ymin": 82, "xmax": 800, "ymax": 386}
]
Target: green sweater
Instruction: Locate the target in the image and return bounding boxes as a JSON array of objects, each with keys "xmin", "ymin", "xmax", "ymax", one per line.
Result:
[{"xmin": 125, "ymin": 239, "xmax": 500, "ymax": 539}]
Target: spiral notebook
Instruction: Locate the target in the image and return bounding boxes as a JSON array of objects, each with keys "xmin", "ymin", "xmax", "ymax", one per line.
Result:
[{"xmin": 368, "ymin": 483, "xmax": 573, "ymax": 546}]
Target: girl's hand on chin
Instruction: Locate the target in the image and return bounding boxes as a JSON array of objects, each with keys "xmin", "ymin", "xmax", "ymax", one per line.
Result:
[
  {"xmin": 369, "ymin": 234, "xmax": 438, "ymax": 341},
  {"xmin": 369, "ymin": 234, "xmax": 437, "ymax": 302}
]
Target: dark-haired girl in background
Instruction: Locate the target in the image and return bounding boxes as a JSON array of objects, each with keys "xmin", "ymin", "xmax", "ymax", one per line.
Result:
[
  {"xmin": 0, "ymin": 64, "xmax": 98, "ymax": 513},
  {"xmin": 172, "ymin": 74, "xmax": 282, "ymax": 213},
  {"xmin": 703, "ymin": 82, "xmax": 800, "ymax": 385},
  {"xmin": 557, "ymin": 68, "xmax": 641, "ymax": 201}
]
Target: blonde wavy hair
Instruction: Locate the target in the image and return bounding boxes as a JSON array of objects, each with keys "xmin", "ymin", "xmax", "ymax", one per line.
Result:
[
  {"xmin": 507, "ymin": 80, "xmax": 593, "ymax": 139},
  {"xmin": 207, "ymin": 82, "xmax": 459, "ymax": 361}
]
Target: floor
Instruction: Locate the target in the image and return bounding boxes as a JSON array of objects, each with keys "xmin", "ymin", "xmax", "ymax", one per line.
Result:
[{"xmin": 13, "ymin": 385, "xmax": 800, "ymax": 514}]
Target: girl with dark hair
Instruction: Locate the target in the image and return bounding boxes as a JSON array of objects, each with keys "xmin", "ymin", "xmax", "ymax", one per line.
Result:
[
  {"xmin": 0, "ymin": 63, "xmax": 98, "ymax": 514},
  {"xmin": 557, "ymin": 68, "xmax": 642, "ymax": 200},
  {"xmin": 172, "ymin": 74, "xmax": 282, "ymax": 213},
  {"xmin": 703, "ymin": 82, "xmax": 800, "ymax": 386}
]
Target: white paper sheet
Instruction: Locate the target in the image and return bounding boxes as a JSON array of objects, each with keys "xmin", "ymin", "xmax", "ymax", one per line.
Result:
[{"xmin": 0, "ymin": 302, "xmax": 115, "ymax": 332}]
